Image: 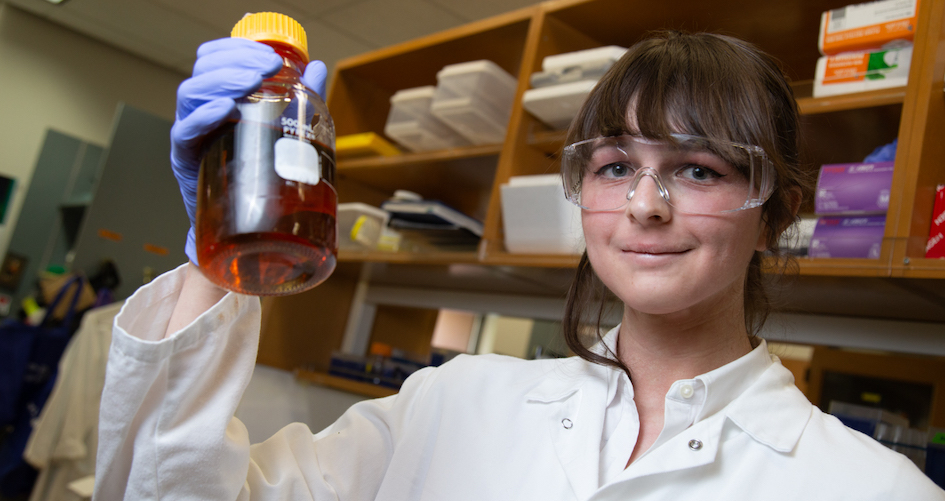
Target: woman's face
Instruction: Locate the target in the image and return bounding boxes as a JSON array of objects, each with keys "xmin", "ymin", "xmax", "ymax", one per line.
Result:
[{"xmin": 581, "ymin": 136, "xmax": 769, "ymax": 319}]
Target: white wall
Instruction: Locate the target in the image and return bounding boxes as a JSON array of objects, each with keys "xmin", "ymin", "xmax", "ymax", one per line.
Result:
[{"xmin": 0, "ymin": 3, "xmax": 184, "ymax": 258}]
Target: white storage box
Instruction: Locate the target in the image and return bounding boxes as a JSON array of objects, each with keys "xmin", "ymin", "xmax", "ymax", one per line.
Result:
[
  {"xmin": 500, "ymin": 174, "xmax": 584, "ymax": 254},
  {"xmin": 542, "ymin": 45, "xmax": 627, "ymax": 73},
  {"xmin": 431, "ymin": 60, "xmax": 518, "ymax": 145},
  {"xmin": 523, "ymin": 80, "xmax": 598, "ymax": 130},
  {"xmin": 337, "ymin": 203, "xmax": 389, "ymax": 250},
  {"xmin": 385, "ymin": 86, "xmax": 469, "ymax": 152}
]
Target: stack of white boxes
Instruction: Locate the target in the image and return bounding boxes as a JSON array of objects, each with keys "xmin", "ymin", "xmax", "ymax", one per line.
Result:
[
  {"xmin": 384, "ymin": 60, "xmax": 518, "ymax": 151},
  {"xmin": 384, "ymin": 86, "xmax": 469, "ymax": 152},
  {"xmin": 430, "ymin": 60, "xmax": 518, "ymax": 145},
  {"xmin": 522, "ymin": 45, "xmax": 626, "ymax": 129}
]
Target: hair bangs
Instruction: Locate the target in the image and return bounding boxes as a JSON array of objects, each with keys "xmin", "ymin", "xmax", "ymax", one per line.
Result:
[{"xmin": 568, "ymin": 32, "xmax": 781, "ymax": 152}]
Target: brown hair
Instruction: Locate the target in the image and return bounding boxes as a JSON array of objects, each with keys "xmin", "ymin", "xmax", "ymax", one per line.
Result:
[{"xmin": 562, "ymin": 31, "xmax": 807, "ymax": 374}]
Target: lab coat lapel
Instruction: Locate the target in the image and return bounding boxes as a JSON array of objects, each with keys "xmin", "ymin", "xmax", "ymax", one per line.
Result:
[
  {"xmin": 525, "ymin": 360, "xmax": 612, "ymax": 501},
  {"xmin": 617, "ymin": 412, "xmax": 726, "ymax": 482}
]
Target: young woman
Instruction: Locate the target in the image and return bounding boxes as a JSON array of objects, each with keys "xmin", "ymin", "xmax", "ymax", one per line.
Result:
[{"xmin": 92, "ymin": 32, "xmax": 943, "ymax": 500}]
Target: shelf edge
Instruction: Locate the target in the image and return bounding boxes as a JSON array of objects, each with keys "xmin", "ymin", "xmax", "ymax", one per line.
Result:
[{"xmin": 294, "ymin": 369, "xmax": 398, "ymax": 399}]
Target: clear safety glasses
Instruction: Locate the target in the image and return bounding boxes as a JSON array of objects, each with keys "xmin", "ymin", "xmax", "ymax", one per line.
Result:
[{"xmin": 561, "ymin": 133, "xmax": 776, "ymax": 215}]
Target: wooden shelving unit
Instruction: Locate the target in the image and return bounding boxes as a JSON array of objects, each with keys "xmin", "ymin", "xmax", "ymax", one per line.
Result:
[{"xmin": 253, "ymin": 0, "xmax": 945, "ymax": 385}]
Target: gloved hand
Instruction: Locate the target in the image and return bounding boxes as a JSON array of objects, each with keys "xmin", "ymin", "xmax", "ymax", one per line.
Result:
[{"xmin": 170, "ymin": 37, "xmax": 329, "ymax": 265}]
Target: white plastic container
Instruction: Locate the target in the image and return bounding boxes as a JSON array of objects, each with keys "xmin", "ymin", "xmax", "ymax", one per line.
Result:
[
  {"xmin": 384, "ymin": 86, "xmax": 469, "ymax": 152},
  {"xmin": 530, "ymin": 45, "xmax": 626, "ymax": 88},
  {"xmin": 500, "ymin": 174, "xmax": 584, "ymax": 254},
  {"xmin": 431, "ymin": 60, "xmax": 518, "ymax": 145},
  {"xmin": 523, "ymin": 80, "xmax": 598, "ymax": 130},
  {"xmin": 541, "ymin": 45, "xmax": 627, "ymax": 73},
  {"xmin": 337, "ymin": 203, "xmax": 389, "ymax": 250}
]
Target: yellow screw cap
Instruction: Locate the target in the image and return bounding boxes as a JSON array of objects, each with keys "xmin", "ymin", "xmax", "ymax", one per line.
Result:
[{"xmin": 231, "ymin": 12, "xmax": 308, "ymax": 61}]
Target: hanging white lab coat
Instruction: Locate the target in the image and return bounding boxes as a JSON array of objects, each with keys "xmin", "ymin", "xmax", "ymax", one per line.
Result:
[
  {"xmin": 93, "ymin": 265, "xmax": 944, "ymax": 500},
  {"xmin": 25, "ymin": 301, "xmax": 122, "ymax": 501}
]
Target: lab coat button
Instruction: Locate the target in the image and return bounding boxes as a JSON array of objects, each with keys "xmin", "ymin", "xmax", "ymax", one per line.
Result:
[
  {"xmin": 680, "ymin": 384, "xmax": 694, "ymax": 399},
  {"xmin": 562, "ymin": 418, "xmax": 573, "ymax": 429},
  {"xmin": 688, "ymin": 439, "xmax": 703, "ymax": 451}
]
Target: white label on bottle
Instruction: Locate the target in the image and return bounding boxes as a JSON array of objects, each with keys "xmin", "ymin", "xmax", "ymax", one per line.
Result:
[{"xmin": 274, "ymin": 137, "xmax": 321, "ymax": 185}]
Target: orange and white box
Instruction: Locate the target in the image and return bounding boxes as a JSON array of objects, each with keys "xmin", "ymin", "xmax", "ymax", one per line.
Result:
[
  {"xmin": 819, "ymin": 0, "xmax": 919, "ymax": 56},
  {"xmin": 813, "ymin": 45, "xmax": 911, "ymax": 97},
  {"xmin": 926, "ymin": 184, "xmax": 945, "ymax": 259}
]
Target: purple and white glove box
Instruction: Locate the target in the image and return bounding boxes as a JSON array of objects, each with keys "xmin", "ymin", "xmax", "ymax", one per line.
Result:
[
  {"xmin": 815, "ymin": 162, "xmax": 894, "ymax": 215},
  {"xmin": 809, "ymin": 216, "xmax": 886, "ymax": 259}
]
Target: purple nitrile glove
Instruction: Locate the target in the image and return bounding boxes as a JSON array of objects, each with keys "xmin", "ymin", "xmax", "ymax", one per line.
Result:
[{"xmin": 170, "ymin": 37, "xmax": 328, "ymax": 265}]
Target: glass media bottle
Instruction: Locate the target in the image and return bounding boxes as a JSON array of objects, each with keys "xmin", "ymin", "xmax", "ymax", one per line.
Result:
[{"xmin": 196, "ymin": 12, "xmax": 337, "ymax": 296}]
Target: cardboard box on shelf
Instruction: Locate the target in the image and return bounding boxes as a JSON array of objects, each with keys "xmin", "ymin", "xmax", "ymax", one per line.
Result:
[
  {"xmin": 818, "ymin": 0, "xmax": 919, "ymax": 56},
  {"xmin": 813, "ymin": 45, "xmax": 912, "ymax": 97},
  {"xmin": 925, "ymin": 184, "xmax": 945, "ymax": 259},
  {"xmin": 815, "ymin": 161, "xmax": 894, "ymax": 215},
  {"xmin": 809, "ymin": 216, "xmax": 886, "ymax": 259}
]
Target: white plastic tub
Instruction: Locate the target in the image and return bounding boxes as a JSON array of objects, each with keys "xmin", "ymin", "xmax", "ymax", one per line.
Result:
[
  {"xmin": 337, "ymin": 203, "xmax": 389, "ymax": 250},
  {"xmin": 431, "ymin": 60, "xmax": 518, "ymax": 145},
  {"xmin": 500, "ymin": 174, "xmax": 584, "ymax": 254},
  {"xmin": 384, "ymin": 86, "xmax": 469, "ymax": 152},
  {"xmin": 522, "ymin": 79, "xmax": 598, "ymax": 130}
]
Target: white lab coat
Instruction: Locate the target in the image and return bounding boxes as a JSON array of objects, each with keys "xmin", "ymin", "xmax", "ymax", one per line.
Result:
[
  {"xmin": 93, "ymin": 265, "xmax": 944, "ymax": 500},
  {"xmin": 25, "ymin": 301, "xmax": 121, "ymax": 501}
]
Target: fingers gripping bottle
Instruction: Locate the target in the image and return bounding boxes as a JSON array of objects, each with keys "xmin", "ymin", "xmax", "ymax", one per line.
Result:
[{"xmin": 196, "ymin": 12, "xmax": 337, "ymax": 296}]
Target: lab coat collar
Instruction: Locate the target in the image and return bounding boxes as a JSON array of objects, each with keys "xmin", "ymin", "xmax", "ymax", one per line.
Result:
[
  {"xmin": 723, "ymin": 356, "xmax": 812, "ymax": 453},
  {"xmin": 589, "ymin": 325, "xmax": 811, "ymax": 453},
  {"xmin": 523, "ymin": 326, "xmax": 812, "ymax": 497}
]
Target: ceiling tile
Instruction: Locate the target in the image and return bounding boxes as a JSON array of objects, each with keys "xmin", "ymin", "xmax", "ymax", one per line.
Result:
[
  {"xmin": 53, "ymin": 0, "xmax": 219, "ymax": 62},
  {"xmin": 270, "ymin": 0, "xmax": 367, "ymax": 18},
  {"xmin": 5, "ymin": 0, "xmax": 194, "ymax": 71},
  {"xmin": 322, "ymin": 0, "xmax": 465, "ymax": 48},
  {"xmin": 426, "ymin": 0, "xmax": 542, "ymax": 22},
  {"xmin": 145, "ymin": 0, "xmax": 311, "ymax": 33},
  {"xmin": 297, "ymin": 17, "xmax": 373, "ymax": 69}
]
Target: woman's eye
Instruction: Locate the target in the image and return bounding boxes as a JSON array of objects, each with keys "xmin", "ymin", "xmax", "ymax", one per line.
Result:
[
  {"xmin": 596, "ymin": 163, "xmax": 632, "ymax": 178},
  {"xmin": 680, "ymin": 164, "xmax": 723, "ymax": 181}
]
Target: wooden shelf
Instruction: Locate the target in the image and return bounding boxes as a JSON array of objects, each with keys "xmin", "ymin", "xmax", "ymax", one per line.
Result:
[
  {"xmin": 338, "ymin": 143, "xmax": 503, "ymax": 170},
  {"xmin": 898, "ymin": 257, "xmax": 945, "ymax": 278},
  {"xmin": 795, "ymin": 86, "xmax": 908, "ymax": 115},
  {"xmin": 481, "ymin": 250, "xmax": 581, "ymax": 268},
  {"xmin": 793, "ymin": 257, "xmax": 892, "ymax": 277},
  {"xmin": 294, "ymin": 368, "xmax": 398, "ymax": 399},
  {"xmin": 339, "ymin": 249, "xmax": 481, "ymax": 265}
]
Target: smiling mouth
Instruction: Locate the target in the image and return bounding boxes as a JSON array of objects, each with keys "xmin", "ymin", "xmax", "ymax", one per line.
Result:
[{"xmin": 623, "ymin": 247, "xmax": 690, "ymax": 255}]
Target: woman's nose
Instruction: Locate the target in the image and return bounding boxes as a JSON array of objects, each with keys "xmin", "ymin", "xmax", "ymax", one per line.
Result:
[{"xmin": 625, "ymin": 170, "xmax": 672, "ymax": 224}]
